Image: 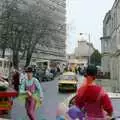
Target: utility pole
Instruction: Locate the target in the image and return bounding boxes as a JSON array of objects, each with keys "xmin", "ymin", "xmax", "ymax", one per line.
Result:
[
  {"xmin": 80, "ymin": 32, "xmax": 91, "ymax": 66},
  {"xmin": 88, "ymin": 33, "xmax": 91, "ymax": 65}
]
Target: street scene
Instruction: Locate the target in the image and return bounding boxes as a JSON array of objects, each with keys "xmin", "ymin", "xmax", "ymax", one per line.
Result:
[{"xmin": 0, "ymin": 0, "xmax": 120, "ymax": 120}]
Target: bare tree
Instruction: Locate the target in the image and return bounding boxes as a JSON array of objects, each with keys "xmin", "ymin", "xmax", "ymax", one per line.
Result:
[
  {"xmin": 0, "ymin": 0, "xmax": 53, "ymax": 68},
  {"xmin": 21, "ymin": 4, "xmax": 52, "ymax": 67}
]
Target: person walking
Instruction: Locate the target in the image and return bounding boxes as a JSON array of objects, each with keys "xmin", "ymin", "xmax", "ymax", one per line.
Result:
[
  {"xmin": 75, "ymin": 65, "xmax": 113, "ymax": 120},
  {"xmin": 77, "ymin": 66, "xmax": 81, "ymax": 75},
  {"xmin": 19, "ymin": 67, "xmax": 43, "ymax": 120},
  {"xmin": 12, "ymin": 69, "xmax": 20, "ymax": 92}
]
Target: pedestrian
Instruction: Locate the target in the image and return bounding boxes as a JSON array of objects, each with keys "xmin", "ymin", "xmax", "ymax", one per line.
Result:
[
  {"xmin": 77, "ymin": 66, "xmax": 81, "ymax": 75},
  {"xmin": 75, "ymin": 66, "xmax": 78, "ymax": 74},
  {"xmin": 75, "ymin": 65, "xmax": 113, "ymax": 120},
  {"xmin": 20, "ymin": 68, "xmax": 27, "ymax": 84},
  {"xmin": 12, "ymin": 69, "xmax": 20, "ymax": 92},
  {"xmin": 19, "ymin": 67, "xmax": 43, "ymax": 120}
]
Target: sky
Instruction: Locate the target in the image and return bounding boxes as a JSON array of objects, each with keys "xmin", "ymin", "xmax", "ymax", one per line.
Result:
[{"xmin": 66, "ymin": 0, "xmax": 115, "ymax": 54}]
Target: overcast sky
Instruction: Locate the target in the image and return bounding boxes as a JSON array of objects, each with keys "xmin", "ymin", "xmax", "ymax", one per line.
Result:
[{"xmin": 66, "ymin": 0, "xmax": 115, "ymax": 54}]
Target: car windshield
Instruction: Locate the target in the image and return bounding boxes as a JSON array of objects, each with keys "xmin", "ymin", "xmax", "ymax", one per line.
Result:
[{"xmin": 61, "ymin": 75, "xmax": 76, "ymax": 80}]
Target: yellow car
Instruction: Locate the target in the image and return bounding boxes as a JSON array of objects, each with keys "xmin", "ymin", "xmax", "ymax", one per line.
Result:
[{"xmin": 58, "ymin": 72, "xmax": 78, "ymax": 92}]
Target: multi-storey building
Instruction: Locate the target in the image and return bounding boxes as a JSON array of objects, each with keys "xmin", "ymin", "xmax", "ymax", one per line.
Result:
[
  {"xmin": 0, "ymin": 0, "xmax": 66, "ymax": 66},
  {"xmin": 101, "ymin": 0, "xmax": 120, "ymax": 91},
  {"xmin": 31, "ymin": 0, "xmax": 66, "ymax": 63}
]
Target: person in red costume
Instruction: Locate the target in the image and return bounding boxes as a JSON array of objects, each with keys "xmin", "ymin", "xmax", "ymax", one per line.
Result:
[{"xmin": 75, "ymin": 65, "xmax": 113, "ymax": 120}]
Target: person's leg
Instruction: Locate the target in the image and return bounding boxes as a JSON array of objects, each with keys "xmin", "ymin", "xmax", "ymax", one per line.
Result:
[{"xmin": 26, "ymin": 99, "xmax": 36, "ymax": 120}]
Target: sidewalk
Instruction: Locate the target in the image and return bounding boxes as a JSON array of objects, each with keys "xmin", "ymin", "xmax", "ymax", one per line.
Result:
[{"xmin": 96, "ymin": 79, "xmax": 115, "ymax": 92}]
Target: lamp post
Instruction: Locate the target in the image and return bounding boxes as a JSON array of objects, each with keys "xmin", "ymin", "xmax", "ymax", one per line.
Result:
[{"xmin": 80, "ymin": 33, "xmax": 91, "ymax": 65}]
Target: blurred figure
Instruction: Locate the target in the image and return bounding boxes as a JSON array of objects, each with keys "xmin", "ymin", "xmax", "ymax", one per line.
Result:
[
  {"xmin": 78, "ymin": 66, "xmax": 81, "ymax": 75},
  {"xmin": 20, "ymin": 68, "xmax": 27, "ymax": 84},
  {"xmin": 64, "ymin": 67, "xmax": 68, "ymax": 72},
  {"xmin": 19, "ymin": 67, "xmax": 43, "ymax": 120},
  {"xmin": 75, "ymin": 66, "xmax": 78, "ymax": 74},
  {"xmin": 75, "ymin": 65, "xmax": 113, "ymax": 119},
  {"xmin": 33, "ymin": 68, "xmax": 40, "ymax": 80},
  {"xmin": 12, "ymin": 69, "xmax": 20, "ymax": 92}
]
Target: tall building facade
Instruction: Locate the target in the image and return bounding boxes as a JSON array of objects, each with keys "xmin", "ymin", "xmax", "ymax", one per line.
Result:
[
  {"xmin": 31, "ymin": 0, "xmax": 66, "ymax": 62},
  {"xmin": 101, "ymin": 0, "xmax": 120, "ymax": 92}
]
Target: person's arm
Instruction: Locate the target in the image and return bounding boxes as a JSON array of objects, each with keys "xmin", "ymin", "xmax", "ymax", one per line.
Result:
[
  {"xmin": 34, "ymin": 79, "xmax": 44, "ymax": 99},
  {"xmin": 101, "ymin": 93, "xmax": 113, "ymax": 116}
]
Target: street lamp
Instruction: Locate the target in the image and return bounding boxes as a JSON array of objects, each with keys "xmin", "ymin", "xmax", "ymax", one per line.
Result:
[{"xmin": 80, "ymin": 33, "xmax": 91, "ymax": 65}]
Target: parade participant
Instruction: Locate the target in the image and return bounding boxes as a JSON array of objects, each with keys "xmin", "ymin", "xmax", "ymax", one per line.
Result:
[
  {"xmin": 75, "ymin": 65, "xmax": 113, "ymax": 120},
  {"xmin": 19, "ymin": 67, "xmax": 43, "ymax": 120}
]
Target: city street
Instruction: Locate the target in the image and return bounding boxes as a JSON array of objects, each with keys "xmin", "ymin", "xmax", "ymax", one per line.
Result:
[
  {"xmin": 10, "ymin": 75, "xmax": 83, "ymax": 120},
  {"xmin": 1, "ymin": 75, "xmax": 120, "ymax": 120}
]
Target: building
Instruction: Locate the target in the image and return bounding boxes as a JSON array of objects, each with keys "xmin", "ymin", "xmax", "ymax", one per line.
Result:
[
  {"xmin": 101, "ymin": 11, "xmax": 111, "ymax": 74},
  {"xmin": 101, "ymin": 0, "xmax": 120, "ymax": 92},
  {"xmin": 74, "ymin": 40, "xmax": 95, "ymax": 66},
  {"xmin": 31, "ymin": 0, "xmax": 66, "ymax": 63},
  {"xmin": 67, "ymin": 39, "xmax": 95, "ymax": 67}
]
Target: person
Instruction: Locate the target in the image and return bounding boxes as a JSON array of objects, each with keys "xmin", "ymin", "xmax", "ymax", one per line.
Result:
[
  {"xmin": 33, "ymin": 68, "xmax": 40, "ymax": 81},
  {"xmin": 12, "ymin": 69, "xmax": 20, "ymax": 92},
  {"xmin": 75, "ymin": 65, "xmax": 113, "ymax": 120},
  {"xmin": 78, "ymin": 66, "xmax": 81, "ymax": 75},
  {"xmin": 19, "ymin": 67, "xmax": 43, "ymax": 120},
  {"xmin": 75, "ymin": 66, "xmax": 78, "ymax": 74},
  {"xmin": 19, "ymin": 68, "xmax": 27, "ymax": 84}
]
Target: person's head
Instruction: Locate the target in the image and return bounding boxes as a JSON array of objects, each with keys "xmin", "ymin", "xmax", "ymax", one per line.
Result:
[
  {"xmin": 25, "ymin": 67, "xmax": 33, "ymax": 80},
  {"xmin": 85, "ymin": 65, "xmax": 97, "ymax": 81}
]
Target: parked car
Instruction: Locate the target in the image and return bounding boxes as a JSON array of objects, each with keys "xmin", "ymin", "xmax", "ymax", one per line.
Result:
[
  {"xmin": 58, "ymin": 72, "xmax": 78, "ymax": 92},
  {"xmin": 57, "ymin": 92, "xmax": 120, "ymax": 119}
]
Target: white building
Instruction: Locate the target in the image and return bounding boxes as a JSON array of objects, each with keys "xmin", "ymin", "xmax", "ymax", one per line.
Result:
[
  {"xmin": 74, "ymin": 40, "xmax": 95, "ymax": 66},
  {"xmin": 67, "ymin": 40, "xmax": 95, "ymax": 67},
  {"xmin": 101, "ymin": 0, "xmax": 120, "ymax": 92}
]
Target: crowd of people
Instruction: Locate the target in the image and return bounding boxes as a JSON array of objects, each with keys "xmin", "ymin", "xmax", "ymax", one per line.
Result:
[{"xmin": 63, "ymin": 65, "xmax": 87, "ymax": 76}]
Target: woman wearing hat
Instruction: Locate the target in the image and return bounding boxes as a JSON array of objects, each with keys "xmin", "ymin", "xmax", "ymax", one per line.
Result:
[
  {"xmin": 75, "ymin": 65, "xmax": 113, "ymax": 120},
  {"xmin": 19, "ymin": 67, "xmax": 43, "ymax": 120}
]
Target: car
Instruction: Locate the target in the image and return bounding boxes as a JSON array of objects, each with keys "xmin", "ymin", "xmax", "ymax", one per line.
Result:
[
  {"xmin": 57, "ymin": 92, "xmax": 120, "ymax": 119},
  {"xmin": 58, "ymin": 72, "xmax": 78, "ymax": 92}
]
